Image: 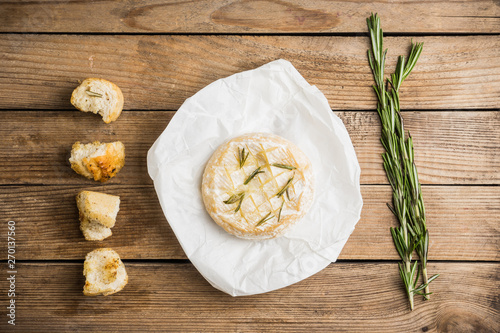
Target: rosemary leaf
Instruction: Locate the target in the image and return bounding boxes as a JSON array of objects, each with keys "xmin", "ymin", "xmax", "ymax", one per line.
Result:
[
  {"xmin": 244, "ymin": 167, "xmax": 264, "ymax": 185},
  {"xmin": 255, "ymin": 212, "xmax": 273, "ymax": 227},
  {"xmin": 235, "ymin": 193, "xmax": 245, "ymax": 213},
  {"xmin": 276, "ymin": 174, "xmax": 294, "ymax": 198},
  {"xmin": 85, "ymin": 90, "xmax": 102, "ymax": 98},
  {"xmin": 238, "ymin": 147, "xmax": 249, "ymax": 169},
  {"xmin": 277, "ymin": 201, "xmax": 284, "ymax": 222},
  {"xmin": 271, "ymin": 163, "xmax": 296, "ymax": 170},
  {"xmin": 223, "ymin": 192, "xmax": 244, "ymax": 205},
  {"xmin": 223, "ymin": 192, "xmax": 245, "ymax": 213}
]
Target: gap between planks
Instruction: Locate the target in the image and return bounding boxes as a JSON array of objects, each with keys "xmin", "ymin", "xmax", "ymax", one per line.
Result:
[
  {"xmin": 1, "ymin": 32, "xmax": 500, "ymax": 36},
  {"xmin": 1, "ymin": 108, "xmax": 499, "ymax": 112},
  {"xmin": 2, "ymin": 258, "xmax": 499, "ymax": 264}
]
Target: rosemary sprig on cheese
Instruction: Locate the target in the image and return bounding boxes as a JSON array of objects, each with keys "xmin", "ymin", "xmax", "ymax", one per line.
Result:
[
  {"xmin": 367, "ymin": 13, "xmax": 438, "ymax": 311},
  {"xmin": 85, "ymin": 90, "xmax": 103, "ymax": 98},
  {"xmin": 223, "ymin": 192, "xmax": 244, "ymax": 204},
  {"xmin": 277, "ymin": 201, "xmax": 285, "ymax": 222},
  {"xmin": 276, "ymin": 174, "xmax": 294, "ymax": 198},
  {"xmin": 234, "ymin": 194, "xmax": 245, "ymax": 212},
  {"xmin": 223, "ymin": 192, "xmax": 245, "ymax": 213},
  {"xmin": 238, "ymin": 147, "xmax": 249, "ymax": 169},
  {"xmin": 255, "ymin": 212, "xmax": 274, "ymax": 227},
  {"xmin": 244, "ymin": 167, "xmax": 264, "ymax": 185},
  {"xmin": 272, "ymin": 163, "xmax": 296, "ymax": 170}
]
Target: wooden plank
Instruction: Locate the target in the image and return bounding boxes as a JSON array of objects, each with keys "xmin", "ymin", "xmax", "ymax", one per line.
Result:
[
  {"xmin": 0, "ymin": 185, "xmax": 185, "ymax": 260},
  {"xmin": 0, "ymin": 185, "xmax": 498, "ymax": 261},
  {"xmin": 1, "ymin": 110, "xmax": 498, "ymax": 185},
  {"xmin": 0, "ymin": 111, "xmax": 170, "ymax": 186},
  {"xmin": 0, "ymin": 262, "xmax": 497, "ymax": 332},
  {"xmin": 0, "ymin": 0, "xmax": 499, "ymax": 33},
  {"xmin": 0, "ymin": 35, "xmax": 499, "ymax": 111}
]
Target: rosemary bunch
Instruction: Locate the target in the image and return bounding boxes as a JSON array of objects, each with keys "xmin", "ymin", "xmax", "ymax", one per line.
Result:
[{"xmin": 366, "ymin": 13, "xmax": 438, "ymax": 310}]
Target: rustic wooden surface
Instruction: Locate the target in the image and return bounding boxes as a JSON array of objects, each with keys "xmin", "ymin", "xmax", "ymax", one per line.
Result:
[
  {"xmin": 0, "ymin": 111, "xmax": 499, "ymax": 185},
  {"xmin": 1, "ymin": 184, "xmax": 498, "ymax": 261},
  {"xmin": 1, "ymin": 35, "xmax": 500, "ymax": 111},
  {"xmin": 1, "ymin": 0, "xmax": 499, "ymax": 33},
  {"xmin": 0, "ymin": 1, "xmax": 499, "ymax": 332},
  {"xmin": 0, "ymin": 262, "xmax": 498, "ymax": 332}
]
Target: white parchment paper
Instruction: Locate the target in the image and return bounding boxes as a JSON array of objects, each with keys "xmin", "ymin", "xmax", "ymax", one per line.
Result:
[{"xmin": 147, "ymin": 59, "xmax": 363, "ymax": 296}]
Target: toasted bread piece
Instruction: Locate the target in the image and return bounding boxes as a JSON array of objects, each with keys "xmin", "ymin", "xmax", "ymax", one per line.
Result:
[
  {"xmin": 69, "ymin": 141, "xmax": 125, "ymax": 182},
  {"xmin": 83, "ymin": 248, "xmax": 128, "ymax": 296},
  {"xmin": 80, "ymin": 218, "xmax": 112, "ymax": 241},
  {"xmin": 71, "ymin": 78, "xmax": 124, "ymax": 123},
  {"xmin": 76, "ymin": 191, "xmax": 120, "ymax": 228}
]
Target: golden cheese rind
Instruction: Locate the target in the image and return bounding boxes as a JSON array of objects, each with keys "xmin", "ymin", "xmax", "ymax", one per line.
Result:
[{"xmin": 202, "ymin": 133, "xmax": 314, "ymax": 240}]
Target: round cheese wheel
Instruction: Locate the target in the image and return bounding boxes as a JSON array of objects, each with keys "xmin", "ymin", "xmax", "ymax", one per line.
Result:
[{"xmin": 202, "ymin": 133, "xmax": 314, "ymax": 240}]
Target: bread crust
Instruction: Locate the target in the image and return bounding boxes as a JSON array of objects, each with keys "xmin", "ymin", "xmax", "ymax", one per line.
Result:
[
  {"xmin": 71, "ymin": 78, "xmax": 124, "ymax": 123},
  {"xmin": 70, "ymin": 141, "xmax": 125, "ymax": 182},
  {"xmin": 201, "ymin": 133, "xmax": 314, "ymax": 240}
]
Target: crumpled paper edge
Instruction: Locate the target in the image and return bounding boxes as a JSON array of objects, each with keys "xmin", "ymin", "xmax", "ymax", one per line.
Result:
[{"xmin": 148, "ymin": 59, "xmax": 363, "ymax": 296}]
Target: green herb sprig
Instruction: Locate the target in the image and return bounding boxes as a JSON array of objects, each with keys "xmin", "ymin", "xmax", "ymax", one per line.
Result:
[
  {"xmin": 271, "ymin": 163, "xmax": 296, "ymax": 170},
  {"xmin": 367, "ymin": 13, "xmax": 438, "ymax": 311},
  {"xmin": 277, "ymin": 201, "xmax": 284, "ymax": 222},
  {"xmin": 276, "ymin": 174, "xmax": 294, "ymax": 198},
  {"xmin": 255, "ymin": 212, "xmax": 273, "ymax": 227},
  {"xmin": 244, "ymin": 167, "xmax": 264, "ymax": 185},
  {"xmin": 238, "ymin": 148, "xmax": 249, "ymax": 169},
  {"xmin": 223, "ymin": 192, "xmax": 245, "ymax": 213}
]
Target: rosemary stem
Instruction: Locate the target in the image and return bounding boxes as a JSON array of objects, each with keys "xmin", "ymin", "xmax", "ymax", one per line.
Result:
[
  {"xmin": 423, "ymin": 267, "xmax": 430, "ymax": 299},
  {"xmin": 404, "ymin": 253, "xmax": 414, "ymax": 310}
]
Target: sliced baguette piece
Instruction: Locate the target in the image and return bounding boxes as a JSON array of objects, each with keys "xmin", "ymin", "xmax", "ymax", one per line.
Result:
[
  {"xmin": 83, "ymin": 248, "xmax": 128, "ymax": 296},
  {"xmin": 76, "ymin": 190, "xmax": 120, "ymax": 228},
  {"xmin": 71, "ymin": 78, "xmax": 124, "ymax": 123},
  {"xmin": 69, "ymin": 141, "xmax": 125, "ymax": 182},
  {"xmin": 80, "ymin": 218, "xmax": 112, "ymax": 241}
]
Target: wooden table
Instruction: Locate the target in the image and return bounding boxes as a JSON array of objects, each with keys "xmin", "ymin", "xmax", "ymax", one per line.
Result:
[{"xmin": 0, "ymin": 1, "xmax": 499, "ymax": 332}]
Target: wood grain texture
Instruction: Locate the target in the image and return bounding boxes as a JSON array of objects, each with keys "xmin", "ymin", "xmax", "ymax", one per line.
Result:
[
  {"xmin": 1, "ymin": 110, "xmax": 499, "ymax": 185},
  {"xmin": 0, "ymin": 262, "xmax": 497, "ymax": 332},
  {"xmin": 0, "ymin": 184, "xmax": 497, "ymax": 261},
  {"xmin": 0, "ymin": 0, "xmax": 499, "ymax": 33},
  {"xmin": 1, "ymin": 1, "xmax": 498, "ymax": 331},
  {"xmin": 1, "ymin": 35, "xmax": 499, "ymax": 111}
]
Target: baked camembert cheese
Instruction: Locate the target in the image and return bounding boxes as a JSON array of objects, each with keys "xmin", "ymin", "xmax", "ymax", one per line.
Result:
[{"xmin": 202, "ymin": 133, "xmax": 314, "ymax": 240}]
